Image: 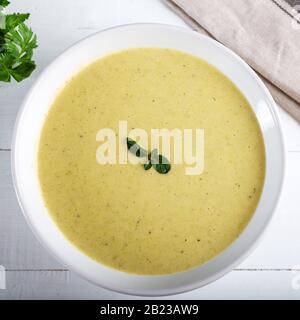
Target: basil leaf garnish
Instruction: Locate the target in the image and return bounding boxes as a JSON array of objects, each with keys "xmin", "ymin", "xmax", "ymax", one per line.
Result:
[
  {"xmin": 150, "ymin": 149, "xmax": 171, "ymax": 174},
  {"xmin": 127, "ymin": 138, "xmax": 171, "ymax": 174},
  {"xmin": 126, "ymin": 137, "xmax": 148, "ymax": 158}
]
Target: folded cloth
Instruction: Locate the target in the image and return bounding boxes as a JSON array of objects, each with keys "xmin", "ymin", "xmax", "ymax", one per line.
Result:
[{"xmin": 164, "ymin": 0, "xmax": 300, "ymax": 122}]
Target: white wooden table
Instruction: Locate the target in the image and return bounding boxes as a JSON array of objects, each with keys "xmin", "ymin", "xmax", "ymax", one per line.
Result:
[{"xmin": 0, "ymin": 0, "xmax": 300, "ymax": 300}]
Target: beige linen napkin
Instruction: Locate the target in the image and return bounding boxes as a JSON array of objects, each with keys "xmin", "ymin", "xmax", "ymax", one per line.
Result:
[{"xmin": 164, "ymin": 0, "xmax": 300, "ymax": 122}]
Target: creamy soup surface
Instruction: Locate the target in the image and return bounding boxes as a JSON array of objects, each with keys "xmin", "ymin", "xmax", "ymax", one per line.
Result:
[{"xmin": 38, "ymin": 48, "xmax": 265, "ymax": 275}]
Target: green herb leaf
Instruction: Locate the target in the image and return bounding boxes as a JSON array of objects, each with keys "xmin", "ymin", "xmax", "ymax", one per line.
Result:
[
  {"xmin": 127, "ymin": 138, "xmax": 171, "ymax": 174},
  {"xmin": 126, "ymin": 137, "xmax": 148, "ymax": 158},
  {"xmin": 0, "ymin": 53, "xmax": 12, "ymax": 81},
  {"xmin": 5, "ymin": 13, "xmax": 30, "ymax": 30},
  {"xmin": 143, "ymin": 161, "xmax": 152, "ymax": 170},
  {"xmin": 0, "ymin": 3, "xmax": 37, "ymax": 83},
  {"xmin": 0, "ymin": 0, "xmax": 10, "ymax": 8},
  {"xmin": 0, "ymin": 63, "xmax": 10, "ymax": 81},
  {"xmin": 9, "ymin": 60, "xmax": 36, "ymax": 82},
  {"xmin": 150, "ymin": 149, "xmax": 171, "ymax": 174}
]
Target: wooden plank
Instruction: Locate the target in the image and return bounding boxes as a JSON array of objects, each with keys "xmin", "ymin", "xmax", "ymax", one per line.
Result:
[
  {"xmin": 0, "ymin": 151, "xmax": 63, "ymax": 269},
  {"xmin": 0, "ymin": 270, "xmax": 299, "ymax": 299},
  {"xmin": 0, "ymin": 79, "xmax": 36, "ymax": 150}
]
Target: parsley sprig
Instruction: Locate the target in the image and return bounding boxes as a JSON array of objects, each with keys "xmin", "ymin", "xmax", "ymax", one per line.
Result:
[
  {"xmin": 127, "ymin": 137, "xmax": 171, "ymax": 174},
  {"xmin": 0, "ymin": 1, "xmax": 37, "ymax": 82}
]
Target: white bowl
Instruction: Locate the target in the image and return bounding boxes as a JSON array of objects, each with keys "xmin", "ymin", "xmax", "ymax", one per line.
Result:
[{"xmin": 11, "ymin": 24, "xmax": 285, "ymax": 296}]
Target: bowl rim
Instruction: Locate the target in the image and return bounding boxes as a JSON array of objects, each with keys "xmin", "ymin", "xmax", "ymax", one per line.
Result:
[{"xmin": 11, "ymin": 23, "xmax": 286, "ymax": 297}]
